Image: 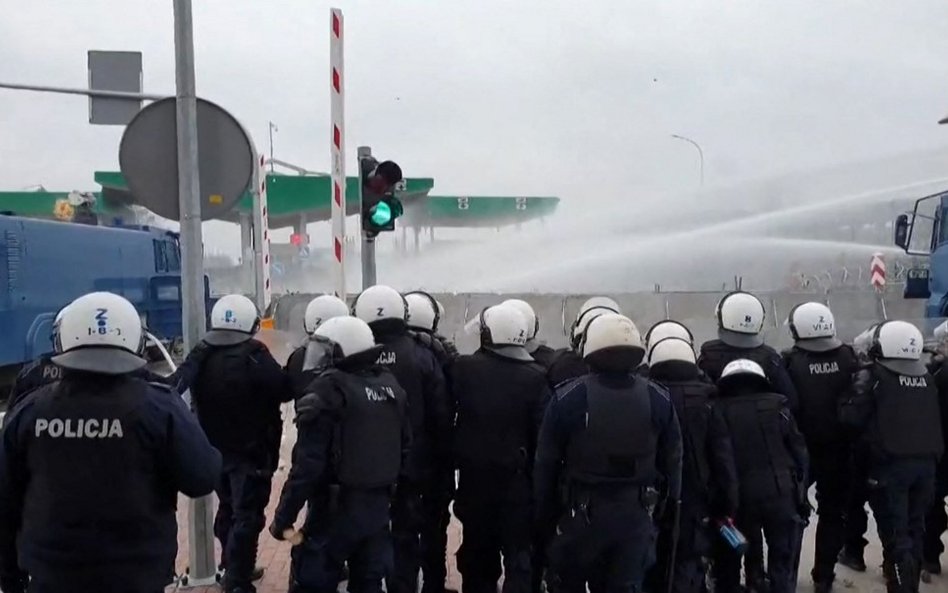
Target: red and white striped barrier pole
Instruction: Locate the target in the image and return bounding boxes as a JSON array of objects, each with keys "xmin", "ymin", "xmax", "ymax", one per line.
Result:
[
  {"xmin": 252, "ymin": 153, "xmax": 272, "ymax": 315},
  {"xmin": 870, "ymin": 253, "xmax": 886, "ymax": 292},
  {"xmin": 330, "ymin": 8, "xmax": 346, "ymax": 299}
]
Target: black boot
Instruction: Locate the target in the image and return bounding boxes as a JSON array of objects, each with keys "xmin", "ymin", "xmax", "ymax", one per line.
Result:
[{"xmin": 838, "ymin": 549, "xmax": 867, "ymax": 572}]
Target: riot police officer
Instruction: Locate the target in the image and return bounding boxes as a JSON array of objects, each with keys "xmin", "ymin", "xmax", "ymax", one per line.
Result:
[
  {"xmin": 842, "ymin": 321, "xmax": 944, "ymax": 593},
  {"xmin": 640, "ymin": 319, "xmax": 695, "ymax": 376},
  {"xmin": 0, "ymin": 291, "xmax": 221, "ymax": 593},
  {"xmin": 502, "ymin": 298, "xmax": 556, "ymax": 369},
  {"xmin": 839, "ymin": 322, "xmax": 880, "ymax": 573},
  {"xmin": 175, "ymin": 293, "xmax": 290, "ymax": 593},
  {"xmin": 404, "ymin": 289, "xmax": 459, "ymax": 593},
  {"xmin": 781, "ymin": 302, "xmax": 860, "ymax": 593},
  {"xmin": 453, "ymin": 304, "xmax": 551, "ymax": 593},
  {"xmin": 535, "ymin": 313, "xmax": 683, "ymax": 593},
  {"xmin": 285, "ymin": 294, "xmax": 350, "ymax": 399},
  {"xmin": 697, "ymin": 292, "xmax": 799, "ymax": 409},
  {"xmin": 645, "ymin": 335, "xmax": 738, "ymax": 593},
  {"xmin": 922, "ymin": 321, "xmax": 948, "ymax": 583},
  {"xmin": 353, "ymin": 285, "xmax": 452, "ymax": 593},
  {"xmin": 711, "ymin": 360, "xmax": 809, "ymax": 593},
  {"xmin": 546, "ymin": 297, "xmax": 620, "ymax": 388},
  {"xmin": 270, "ymin": 316, "xmax": 410, "ymax": 593}
]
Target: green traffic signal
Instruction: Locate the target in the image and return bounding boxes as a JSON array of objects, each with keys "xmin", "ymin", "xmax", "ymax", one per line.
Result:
[{"xmin": 370, "ymin": 201, "xmax": 393, "ymax": 226}]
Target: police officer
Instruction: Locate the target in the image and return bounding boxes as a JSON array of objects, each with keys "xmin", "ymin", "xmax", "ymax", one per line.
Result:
[
  {"xmin": 285, "ymin": 294, "xmax": 350, "ymax": 399},
  {"xmin": 270, "ymin": 316, "xmax": 410, "ymax": 593},
  {"xmin": 503, "ymin": 298, "xmax": 556, "ymax": 369},
  {"xmin": 404, "ymin": 290, "xmax": 459, "ymax": 593},
  {"xmin": 0, "ymin": 291, "xmax": 221, "ymax": 593},
  {"xmin": 535, "ymin": 313, "xmax": 683, "ymax": 593},
  {"xmin": 781, "ymin": 302, "xmax": 860, "ymax": 593},
  {"xmin": 711, "ymin": 360, "xmax": 809, "ymax": 593},
  {"xmin": 842, "ymin": 321, "xmax": 944, "ymax": 593},
  {"xmin": 353, "ymin": 285, "xmax": 452, "ymax": 593},
  {"xmin": 645, "ymin": 335, "xmax": 739, "ymax": 593},
  {"xmin": 546, "ymin": 297, "xmax": 620, "ymax": 388},
  {"xmin": 922, "ymin": 321, "xmax": 948, "ymax": 582},
  {"xmin": 453, "ymin": 304, "xmax": 551, "ymax": 593},
  {"xmin": 175, "ymin": 294, "xmax": 290, "ymax": 593},
  {"xmin": 839, "ymin": 322, "xmax": 880, "ymax": 573},
  {"xmin": 640, "ymin": 320, "xmax": 695, "ymax": 376},
  {"xmin": 697, "ymin": 292, "xmax": 799, "ymax": 409}
]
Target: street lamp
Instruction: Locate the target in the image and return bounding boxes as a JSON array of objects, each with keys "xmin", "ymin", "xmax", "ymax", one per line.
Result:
[{"xmin": 670, "ymin": 134, "xmax": 705, "ymax": 187}]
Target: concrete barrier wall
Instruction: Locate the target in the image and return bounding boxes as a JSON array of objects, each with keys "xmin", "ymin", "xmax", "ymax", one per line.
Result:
[{"xmin": 271, "ymin": 289, "xmax": 923, "ymax": 355}]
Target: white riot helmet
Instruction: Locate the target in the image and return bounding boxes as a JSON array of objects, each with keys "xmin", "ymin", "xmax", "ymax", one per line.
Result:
[
  {"xmin": 648, "ymin": 337, "xmax": 697, "ymax": 366},
  {"xmin": 645, "ymin": 320, "xmax": 693, "ymax": 358},
  {"xmin": 353, "ymin": 285, "xmax": 408, "ymax": 326},
  {"xmin": 405, "ymin": 291, "xmax": 440, "ymax": 333},
  {"xmin": 579, "ymin": 296, "xmax": 620, "ymax": 317},
  {"xmin": 872, "ymin": 320, "xmax": 926, "ymax": 376},
  {"xmin": 571, "ymin": 305, "xmax": 619, "ymax": 351},
  {"xmin": 303, "ymin": 295, "xmax": 349, "ymax": 334},
  {"xmin": 52, "ymin": 292, "xmax": 146, "ymax": 375},
  {"xmin": 207, "ymin": 294, "xmax": 260, "ymax": 346},
  {"xmin": 479, "ymin": 304, "xmax": 532, "ymax": 361},
  {"xmin": 582, "ymin": 313, "xmax": 644, "ymax": 371},
  {"xmin": 50, "ymin": 303, "xmax": 71, "ymax": 349},
  {"xmin": 313, "ymin": 316, "xmax": 377, "ymax": 359},
  {"xmin": 718, "ymin": 358, "xmax": 771, "ymax": 390},
  {"xmin": 502, "ymin": 299, "xmax": 540, "ymax": 340},
  {"xmin": 787, "ymin": 302, "xmax": 840, "ymax": 353},
  {"xmin": 715, "ymin": 291, "xmax": 766, "ymax": 348}
]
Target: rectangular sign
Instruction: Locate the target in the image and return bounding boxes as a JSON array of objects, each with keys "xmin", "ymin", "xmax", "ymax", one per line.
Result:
[{"xmin": 88, "ymin": 50, "xmax": 143, "ymax": 125}]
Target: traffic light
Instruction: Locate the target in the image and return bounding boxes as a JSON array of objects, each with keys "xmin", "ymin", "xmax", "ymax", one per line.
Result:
[{"xmin": 360, "ymin": 156, "xmax": 404, "ymax": 237}]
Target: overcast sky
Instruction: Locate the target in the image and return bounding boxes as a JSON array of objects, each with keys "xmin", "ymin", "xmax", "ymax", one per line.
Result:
[{"xmin": 2, "ymin": 1, "xmax": 947, "ymax": 240}]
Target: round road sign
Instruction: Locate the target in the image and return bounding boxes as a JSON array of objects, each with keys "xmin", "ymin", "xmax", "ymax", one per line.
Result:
[{"xmin": 119, "ymin": 97, "xmax": 254, "ymax": 221}]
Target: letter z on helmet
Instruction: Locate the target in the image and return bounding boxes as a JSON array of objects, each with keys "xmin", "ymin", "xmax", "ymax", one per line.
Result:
[
  {"xmin": 207, "ymin": 294, "xmax": 260, "ymax": 346},
  {"xmin": 479, "ymin": 304, "xmax": 533, "ymax": 361},
  {"xmin": 52, "ymin": 291, "xmax": 146, "ymax": 375},
  {"xmin": 716, "ymin": 291, "xmax": 766, "ymax": 348},
  {"xmin": 502, "ymin": 299, "xmax": 540, "ymax": 340},
  {"xmin": 353, "ymin": 285, "xmax": 407, "ymax": 324},
  {"xmin": 787, "ymin": 302, "xmax": 841, "ymax": 352},
  {"xmin": 304, "ymin": 294, "xmax": 349, "ymax": 334}
]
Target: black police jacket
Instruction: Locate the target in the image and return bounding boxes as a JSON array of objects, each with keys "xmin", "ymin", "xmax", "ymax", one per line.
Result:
[
  {"xmin": 451, "ymin": 349, "xmax": 550, "ymax": 474},
  {"xmin": 534, "ymin": 372, "xmax": 682, "ymax": 529},
  {"xmin": 184, "ymin": 338, "xmax": 290, "ymax": 470},
  {"xmin": 272, "ymin": 364, "xmax": 410, "ymax": 532},
  {"xmin": 546, "ymin": 348, "xmax": 589, "ymax": 389},
  {"xmin": 647, "ymin": 361, "xmax": 739, "ymax": 516},
  {"xmin": 698, "ymin": 339, "xmax": 800, "ymax": 412},
  {"xmin": 373, "ymin": 330, "xmax": 451, "ymax": 482},
  {"xmin": 712, "ymin": 383, "xmax": 808, "ymax": 509},
  {"xmin": 0, "ymin": 374, "xmax": 220, "ymax": 589},
  {"xmin": 782, "ymin": 344, "xmax": 859, "ymax": 447}
]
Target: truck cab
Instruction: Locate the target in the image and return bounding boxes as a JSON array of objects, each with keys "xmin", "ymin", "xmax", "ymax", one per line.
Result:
[{"xmin": 894, "ymin": 190, "xmax": 948, "ymax": 317}]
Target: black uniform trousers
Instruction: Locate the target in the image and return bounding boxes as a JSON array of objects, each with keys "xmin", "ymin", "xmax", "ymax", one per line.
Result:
[
  {"xmin": 290, "ymin": 487, "xmax": 393, "ymax": 593},
  {"xmin": 454, "ymin": 470, "xmax": 532, "ymax": 593},
  {"xmin": 546, "ymin": 487, "xmax": 656, "ymax": 593},
  {"xmin": 713, "ymin": 497, "xmax": 803, "ymax": 593},
  {"xmin": 868, "ymin": 458, "xmax": 936, "ymax": 583},
  {"xmin": 645, "ymin": 500, "xmax": 710, "ymax": 593},
  {"xmin": 809, "ymin": 443, "xmax": 852, "ymax": 583},
  {"xmin": 843, "ymin": 448, "xmax": 871, "ymax": 561},
  {"xmin": 214, "ymin": 459, "xmax": 274, "ymax": 592},
  {"xmin": 922, "ymin": 459, "xmax": 948, "ymax": 568},
  {"xmin": 388, "ymin": 480, "xmax": 427, "ymax": 593}
]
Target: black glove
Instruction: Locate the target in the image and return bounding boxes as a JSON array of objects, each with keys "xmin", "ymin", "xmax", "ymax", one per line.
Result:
[
  {"xmin": 0, "ymin": 569, "xmax": 29, "ymax": 593},
  {"xmin": 295, "ymin": 392, "xmax": 325, "ymax": 424}
]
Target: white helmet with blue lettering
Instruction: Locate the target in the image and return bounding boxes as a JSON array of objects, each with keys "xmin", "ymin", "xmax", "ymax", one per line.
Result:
[
  {"xmin": 207, "ymin": 294, "xmax": 260, "ymax": 346},
  {"xmin": 52, "ymin": 291, "xmax": 146, "ymax": 375},
  {"xmin": 303, "ymin": 295, "xmax": 349, "ymax": 334},
  {"xmin": 716, "ymin": 291, "xmax": 766, "ymax": 348},
  {"xmin": 353, "ymin": 285, "xmax": 408, "ymax": 325},
  {"xmin": 787, "ymin": 302, "xmax": 841, "ymax": 352},
  {"xmin": 873, "ymin": 320, "xmax": 926, "ymax": 376}
]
